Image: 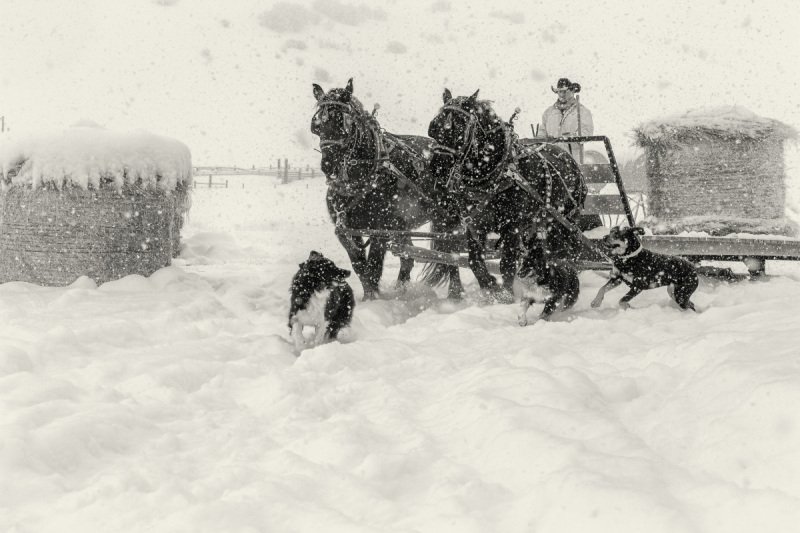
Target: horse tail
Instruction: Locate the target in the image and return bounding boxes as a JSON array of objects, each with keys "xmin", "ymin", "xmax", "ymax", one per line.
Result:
[
  {"xmin": 420, "ymin": 261, "xmax": 452, "ymax": 287},
  {"xmin": 418, "ymin": 211, "xmax": 463, "ymax": 288}
]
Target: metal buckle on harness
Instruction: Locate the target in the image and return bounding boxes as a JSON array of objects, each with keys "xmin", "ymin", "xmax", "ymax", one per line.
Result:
[
  {"xmin": 335, "ymin": 210, "xmax": 347, "ymax": 228},
  {"xmin": 460, "ymin": 215, "xmax": 474, "ymax": 235}
]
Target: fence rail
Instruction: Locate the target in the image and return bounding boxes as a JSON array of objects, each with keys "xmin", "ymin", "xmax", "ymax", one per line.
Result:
[{"xmin": 193, "ymin": 162, "xmax": 321, "ymax": 183}]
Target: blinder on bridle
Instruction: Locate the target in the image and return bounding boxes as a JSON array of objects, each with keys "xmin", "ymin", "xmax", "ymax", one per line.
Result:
[
  {"xmin": 312, "ymin": 100, "xmax": 356, "ymax": 145},
  {"xmin": 431, "ymin": 103, "xmax": 477, "ymax": 151},
  {"xmin": 312, "ymin": 96, "xmax": 385, "ymax": 193}
]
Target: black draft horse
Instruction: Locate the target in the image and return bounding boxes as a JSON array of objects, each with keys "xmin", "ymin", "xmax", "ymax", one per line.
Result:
[
  {"xmin": 424, "ymin": 88, "xmax": 588, "ymax": 301},
  {"xmin": 311, "ymin": 79, "xmax": 464, "ymax": 300}
]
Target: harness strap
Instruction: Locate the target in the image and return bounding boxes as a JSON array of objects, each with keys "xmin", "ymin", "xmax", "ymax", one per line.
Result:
[
  {"xmin": 319, "ymin": 100, "xmax": 451, "ymax": 231},
  {"xmin": 507, "ymin": 170, "xmax": 610, "ymax": 261},
  {"xmin": 517, "ymin": 143, "xmax": 585, "ymax": 220},
  {"xmin": 438, "ymin": 104, "xmax": 513, "ymax": 190},
  {"xmin": 381, "ymin": 159, "xmax": 454, "ymax": 221},
  {"xmin": 457, "ymin": 177, "xmax": 516, "ymax": 237}
]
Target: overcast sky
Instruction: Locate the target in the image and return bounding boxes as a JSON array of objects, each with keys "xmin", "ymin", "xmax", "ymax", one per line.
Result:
[{"xmin": 1, "ymin": 0, "xmax": 798, "ymax": 168}]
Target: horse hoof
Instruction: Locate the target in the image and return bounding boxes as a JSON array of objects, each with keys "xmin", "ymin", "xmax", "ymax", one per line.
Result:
[
  {"xmin": 362, "ymin": 291, "xmax": 378, "ymax": 301},
  {"xmin": 447, "ymin": 290, "xmax": 464, "ymax": 301},
  {"xmin": 394, "ymin": 280, "xmax": 413, "ymax": 296}
]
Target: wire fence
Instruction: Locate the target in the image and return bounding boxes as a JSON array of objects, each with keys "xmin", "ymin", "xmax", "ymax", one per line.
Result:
[{"xmin": 193, "ymin": 160, "xmax": 322, "ymax": 188}]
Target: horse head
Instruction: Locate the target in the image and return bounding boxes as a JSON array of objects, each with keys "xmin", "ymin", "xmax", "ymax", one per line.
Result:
[
  {"xmin": 427, "ymin": 88, "xmax": 481, "ymax": 156},
  {"xmin": 427, "ymin": 89, "xmax": 509, "ymax": 192},
  {"xmin": 310, "ymin": 78, "xmax": 375, "ymax": 190}
]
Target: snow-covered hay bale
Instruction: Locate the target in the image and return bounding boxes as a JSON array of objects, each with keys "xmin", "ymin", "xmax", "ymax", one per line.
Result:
[
  {"xmin": 634, "ymin": 106, "xmax": 797, "ymax": 236},
  {"xmin": 0, "ymin": 126, "xmax": 192, "ymax": 286}
]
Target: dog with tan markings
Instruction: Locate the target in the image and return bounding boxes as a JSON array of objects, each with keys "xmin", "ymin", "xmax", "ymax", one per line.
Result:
[{"xmin": 591, "ymin": 226, "xmax": 698, "ymax": 311}]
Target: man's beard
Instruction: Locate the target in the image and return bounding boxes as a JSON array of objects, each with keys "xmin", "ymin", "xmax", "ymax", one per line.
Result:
[{"xmin": 555, "ymin": 97, "xmax": 574, "ymax": 111}]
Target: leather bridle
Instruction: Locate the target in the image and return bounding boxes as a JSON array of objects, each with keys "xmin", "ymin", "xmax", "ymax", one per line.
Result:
[{"xmin": 432, "ymin": 102, "xmax": 513, "ymax": 194}]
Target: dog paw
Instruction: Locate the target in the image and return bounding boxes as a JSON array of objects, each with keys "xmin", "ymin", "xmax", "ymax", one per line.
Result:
[
  {"xmin": 517, "ymin": 315, "xmax": 528, "ymax": 327},
  {"xmin": 619, "ymin": 302, "xmax": 631, "ymax": 310},
  {"xmin": 590, "ymin": 299, "xmax": 602, "ymax": 308}
]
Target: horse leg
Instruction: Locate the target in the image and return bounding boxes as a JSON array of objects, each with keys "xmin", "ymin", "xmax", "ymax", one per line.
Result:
[
  {"xmin": 395, "ymin": 235, "xmax": 414, "ymax": 291},
  {"xmin": 422, "ymin": 216, "xmax": 465, "ymax": 301},
  {"xmin": 499, "ymin": 228, "xmax": 521, "ymax": 292},
  {"xmin": 335, "ymin": 231, "xmax": 372, "ymax": 299},
  {"xmin": 466, "ymin": 233, "xmax": 498, "ymax": 290},
  {"xmin": 445, "ymin": 264, "xmax": 464, "ymax": 300},
  {"xmin": 362, "ymin": 237, "xmax": 388, "ymax": 300},
  {"xmin": 434, "ymin": 223, "xmax": 465, "ymax": 301}
]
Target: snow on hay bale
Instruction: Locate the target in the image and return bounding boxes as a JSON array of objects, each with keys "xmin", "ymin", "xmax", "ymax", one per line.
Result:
[
  {"xmin": 0, "ymin": 125, "xmax": 193, "ymax": 286},
  {"xmin": 633, "ymin": 106, "xmax": 798, "ymax": 236}
]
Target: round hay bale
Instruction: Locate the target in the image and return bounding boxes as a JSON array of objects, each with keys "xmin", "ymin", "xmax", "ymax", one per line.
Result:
[
  {"xmin": 634, "ymin": 106, "xmax": 797, "ymax": 236},
  {"xmin": 0, "ymin": 126, "xmax": 192, "ymax": 286}
]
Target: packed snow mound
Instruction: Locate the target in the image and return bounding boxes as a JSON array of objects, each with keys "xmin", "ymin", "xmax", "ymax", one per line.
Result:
[
  {"xmin": 634, "ymin": 105, "xmax": 797, "ymax": 144},
  {"xmin": 0, "ymin": 124, "xmax": 193, "ymax": 191}
]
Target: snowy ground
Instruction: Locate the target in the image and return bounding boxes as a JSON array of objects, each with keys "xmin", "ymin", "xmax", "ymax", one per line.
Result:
[{"xmin": 3, "ymin": 175, "xmax": 800, "ymax": 533}]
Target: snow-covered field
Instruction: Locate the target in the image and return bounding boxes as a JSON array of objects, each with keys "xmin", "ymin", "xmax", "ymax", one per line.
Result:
[{"xmin": 3, "ymin": 175, "xmax": 800, "ymax": 533}]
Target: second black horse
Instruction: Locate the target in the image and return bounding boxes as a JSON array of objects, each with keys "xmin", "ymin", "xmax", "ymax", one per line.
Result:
[{"xmin": 424, "ymin": 88, "xmax": 588, "ymax": 302}]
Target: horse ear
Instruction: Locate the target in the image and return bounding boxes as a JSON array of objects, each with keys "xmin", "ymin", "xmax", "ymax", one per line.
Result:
[
  {"xmin": 343, "ymin": 78, "xmax": 353, "ymax": 102},
  {"xmin": 468, "ymin": 89, "xmax": 480, "ymax": 102},
  {"xmin": 313, "ymin": 84, "xmax": 325, "ymax": 102},
  {"xmin": 442, "ymin": 88, "xmax": 452, "ymax": 104}
]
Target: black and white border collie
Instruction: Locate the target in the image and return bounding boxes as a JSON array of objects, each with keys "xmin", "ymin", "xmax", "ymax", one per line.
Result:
[
  {"xmin": 289, "ymin": 251, "xmax": 355, "ymax": 352},
  {"xmin": 591, "ymin": 226, "xmax": 698, "ymax": 311},
  {"xmin": 516, "ymin": 248, "xmax": 580, "ymax": 326}
]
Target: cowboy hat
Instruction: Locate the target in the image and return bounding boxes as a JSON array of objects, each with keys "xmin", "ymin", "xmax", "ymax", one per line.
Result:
[{"xmin": 551, "ymin": 78, "xmax": 581, "ymax": 94}]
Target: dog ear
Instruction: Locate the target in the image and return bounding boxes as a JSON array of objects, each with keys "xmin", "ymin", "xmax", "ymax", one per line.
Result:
[
  {"xmin": 468, "ymin": 89, "xmax": 480, "ymax": 103},
  {"xmin": 312, "ymin": 83, "xmax": 325, "ymax": 102},
  {"xmin": 308, "ymin": 251, "xmax": 323, "ymax": 261},
  {"xmin": 632, "ymin": 227, "xmax": 646, "ymax": 235}
]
